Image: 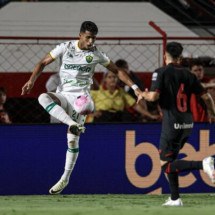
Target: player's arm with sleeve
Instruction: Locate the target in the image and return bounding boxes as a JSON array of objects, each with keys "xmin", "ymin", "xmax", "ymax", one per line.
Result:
[
  {"xmin": 21, "ymin": 42, "xmax": 65, "ymax": 95},
  {"xmin": 142, "ymin": 69, "xmax": 162, "ymax": 102},
  {"xmin": 192, "ymin": 75, "xmax": 215, "ymax": 122}
]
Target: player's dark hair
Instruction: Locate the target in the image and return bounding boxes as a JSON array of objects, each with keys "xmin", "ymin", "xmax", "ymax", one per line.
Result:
[
  {"xmin": 166, "ymin": 42, "xmax": 183, "ymax": 59},
  {"xmin": 80, "ymin": 21, "xmax": 98, "ymax": 35},
  {"xmin": 115, "ymin": 59, "xmax": 128, "ymax": 68}
]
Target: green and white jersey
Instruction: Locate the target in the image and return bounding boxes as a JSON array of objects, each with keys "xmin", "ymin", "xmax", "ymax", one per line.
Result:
[{"xmin": 50, "ymin": 40, "xmax": 110, "ymax": 93}]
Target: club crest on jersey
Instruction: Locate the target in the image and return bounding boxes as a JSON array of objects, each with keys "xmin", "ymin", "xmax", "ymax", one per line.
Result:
[{"xmin": 86, "ymin": 55, "xmax": 93, "ymax": 63}]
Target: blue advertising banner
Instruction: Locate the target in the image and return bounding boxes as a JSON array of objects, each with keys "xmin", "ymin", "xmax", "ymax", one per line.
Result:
[{"xmin": 0, "ymin": 123, "xmax": 214, "ymax": 195}]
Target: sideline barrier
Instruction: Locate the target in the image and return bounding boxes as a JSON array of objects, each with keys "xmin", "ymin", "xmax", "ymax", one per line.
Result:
[{"xmin": 0, "ymin": 123, "xmax": 214, "ymax": 195}]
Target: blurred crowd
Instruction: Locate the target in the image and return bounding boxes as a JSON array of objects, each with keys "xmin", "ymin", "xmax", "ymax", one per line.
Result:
[
  {"xmin": 0, "ymin": 87, "xmax": 12, "ymax": 124},
  {"xmin": 1, "ymin": 57, "xmax": 215, "ymax": 124}
]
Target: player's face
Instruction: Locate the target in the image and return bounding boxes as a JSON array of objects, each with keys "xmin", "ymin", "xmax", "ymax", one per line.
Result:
[
  {"xmin": 78, "ymin": 31, "xmax": 96, "ymax": 50},
  {"xmin": 191, "ymin": 65, "xmax": 204, "ymax": 80}
]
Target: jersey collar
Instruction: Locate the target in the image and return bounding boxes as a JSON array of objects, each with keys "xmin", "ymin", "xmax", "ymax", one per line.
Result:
[{"xmin": 75, "ymin": 40, "xmax": 95, "ymax": 52}]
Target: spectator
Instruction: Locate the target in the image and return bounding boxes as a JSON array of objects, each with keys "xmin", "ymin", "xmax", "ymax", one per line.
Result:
[
  {"xmin": 189, "ymin": 60, "xmax": 208, "ymax": 122},
  {"xmin": 0, "ymin": 87, "xmax": 7, "ymax": 110},
  {"xmin": 0, "ymin": 109, "xmax": 12, "ymax": 124},
  {"xmin": 89, "ymin": 70, "xmax": 160, "ymax": 123},
  {"xmin": 189, "ymin": 59, "xmax": 210, "ymax": 86},
  {"xmin": 0, "ymin": 87, "xmax": 13, "ymax": 123},
  {"xmin": 208, "ymin": 78, "xmax": 215, "ymax": 102}
]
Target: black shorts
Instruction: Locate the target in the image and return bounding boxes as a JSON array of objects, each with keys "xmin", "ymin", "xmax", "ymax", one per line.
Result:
[{"xmin": 159, "ymin": 128, "xmax": 192, "ymax": 162}]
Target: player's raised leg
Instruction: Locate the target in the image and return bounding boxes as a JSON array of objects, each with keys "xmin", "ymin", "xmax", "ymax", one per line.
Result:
[{"xmin": 38, "ymin": 92, "xmax": 85, "ymax": 134}]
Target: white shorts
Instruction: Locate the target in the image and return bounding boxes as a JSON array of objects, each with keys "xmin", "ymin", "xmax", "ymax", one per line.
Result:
[{"xmin": 49, "ymin": 91, "xmax": 93, "ymax": 124}]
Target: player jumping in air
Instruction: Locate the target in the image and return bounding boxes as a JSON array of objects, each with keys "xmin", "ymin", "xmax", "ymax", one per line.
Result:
[
  {"xmin": 141, "ymin": 42, "xmax": 215, "ymax": 206},
  {"xmin": 21, "ymin": 21, "xmax": 143, "ymax": 194}
]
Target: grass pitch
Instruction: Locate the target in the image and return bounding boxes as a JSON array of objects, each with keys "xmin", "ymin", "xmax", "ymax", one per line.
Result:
[{"xmin": 0, "ymin": 194, "xmax": 214, "ymax": 215}]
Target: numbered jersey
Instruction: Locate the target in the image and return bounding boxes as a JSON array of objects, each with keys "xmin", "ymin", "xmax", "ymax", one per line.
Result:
[
  {"xmin": 151, "ymin": 63, "xmax": 205, "ymax": 123},
  {"xmin": 50, "ymin": 40, "xmax": 110, "ymax": 93}
]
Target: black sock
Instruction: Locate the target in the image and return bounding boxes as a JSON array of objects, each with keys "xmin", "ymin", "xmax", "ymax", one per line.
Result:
[
  {"xmin": 167, "ymin": 160, "xmax": 203, "ymax": 173},
  {"xmin": 167, "ymin": 172, "xmax": 179, "ymax": 200}
]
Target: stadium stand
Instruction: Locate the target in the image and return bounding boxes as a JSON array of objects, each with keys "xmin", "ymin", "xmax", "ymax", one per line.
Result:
[{"xmin": 0, "ymin": 1, "xmax": 214, "ymax": 123}]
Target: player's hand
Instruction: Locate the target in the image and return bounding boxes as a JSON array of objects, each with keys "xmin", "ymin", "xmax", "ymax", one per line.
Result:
[
  {"xmin": 134, "ymin": 89, "xmax": 144, "ymax": 104},
  {"xmin": 140, "ymin": 88, "xmax": 148, "ymax": 99},
  {"xmin": 21, "ymin": 80, "xmax": 34, "ymax": 95},
  {"xmin": 141, "ymin": 89, "xmax": 159, "ymax": 102}
]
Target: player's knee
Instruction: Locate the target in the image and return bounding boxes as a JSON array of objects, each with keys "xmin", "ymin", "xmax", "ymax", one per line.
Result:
[
  {"xmin": 67, "ymin": 133, "xmax": 79, "ymax": 148},
  {"xmin": 38, "ymin": 93, "xmax": 53, "ymax": 107}
]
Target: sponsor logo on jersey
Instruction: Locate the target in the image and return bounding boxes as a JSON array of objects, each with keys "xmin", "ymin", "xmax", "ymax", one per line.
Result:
[
  {"xmin": 174, "ymin": 123, "xmax": 193, "ymax": 129},
  {"xmin": 86, "ymin": 55, "xmax": 93, "ymax": 63},
  {"xmin": 64, "ymin": 64, "xmax": 91, "ymax": 72}
]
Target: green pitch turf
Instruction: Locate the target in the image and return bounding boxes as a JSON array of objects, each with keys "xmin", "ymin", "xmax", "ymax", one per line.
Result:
[{"xmin": 0, "ymin": 194, "xmax": 214, "ymax": 215}]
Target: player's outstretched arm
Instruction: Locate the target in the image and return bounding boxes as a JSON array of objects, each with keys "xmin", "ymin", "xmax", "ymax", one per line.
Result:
[
  {"xmin": 106, "ymin": 61, "xmax": 143, "ymax": 101},
  {"xmin": 21, "ymin": 54, "xmax": 54, "ymax": 95}
]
